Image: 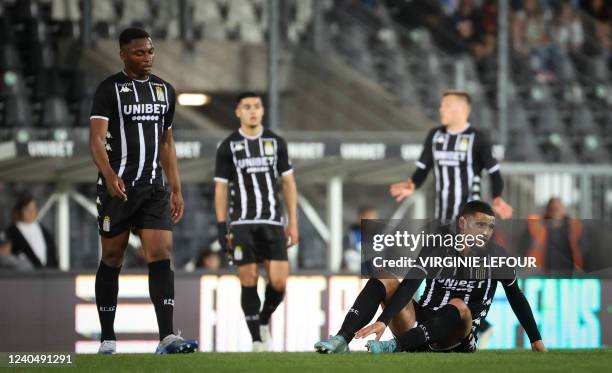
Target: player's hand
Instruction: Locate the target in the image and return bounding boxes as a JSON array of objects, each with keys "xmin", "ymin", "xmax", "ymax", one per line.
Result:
[
  {"xmin": 492, "ymin": 197, "xmax": 513, "ymax": 220},
  {"xmin": 104, "ymin": 171, "xmax": 128, "ymax": 202},
  {"xmin": 355, "ymin": 321, "xmax": 386, "ymax": 341},
  {"xmin": 286, "ymin": 223, "xmax": 299, "ymax": 248},
  {"xmin": 531, "ymin": 340, "xmax": 547, "ymax": 352},
  {"xmin": 389, "ymin": 180, "xmax": 415, "ymax": 202},
  {"xmin": 170, "ymin": 190, "xmax": 184, "ymax": 224}
]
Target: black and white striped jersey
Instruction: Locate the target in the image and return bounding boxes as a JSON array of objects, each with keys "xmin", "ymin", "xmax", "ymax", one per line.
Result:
[
  {"xmin": 90, "ymin": 71, "xmax": 176, "ymax": 187},
  {"xmin": 417, "ymin": 244, "xmax": 516, "ymax": 334},
  {"xmin": 214, "ymin": 128, "xmax": 293, "ymax": 226},
  {"xmin": 413, "ymin": 125, "xmax": 501, "ymax": 224}
]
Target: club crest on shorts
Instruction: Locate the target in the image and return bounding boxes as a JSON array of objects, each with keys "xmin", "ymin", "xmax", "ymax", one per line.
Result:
[
  {"xmin": 155, "ymin": 86, "xmax": 165, "ymax": 101},
  {"xmin": 103, "ymin": 216, "xmax": 111, "ymax": 232},
  {"xmin": 264, "ymin": 140, "xmax": 275, "ymax": 156},
  {"xmin": 234, "ymin": 246, "xmax": 243, "ymax": 261}
]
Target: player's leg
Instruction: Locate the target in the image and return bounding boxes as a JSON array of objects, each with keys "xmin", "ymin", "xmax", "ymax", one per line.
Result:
[
  {"xmin": 239, "ymin": 262, "xmax": 263, "ymax": 344},
  {"xmin": 396, "ymin": 297, "xmax": 472, "ymax": 352},
  {"xmin": 139, "ymin": 229, "xmax": 173, "ymax": 339},
  {"xmin": 259, "ymin": 225, "xmax": 290, "ymax": 346},
  {"xmin": 136, "ymin": 185, "xmax": 197, "ymax": 353},
  {"xmin": 315, "ymin": 276, "xmax": 398, "ymax": 353},
  {"xmin": 96, "ymin": 231, "xmax": 130, "ymax": 354}
]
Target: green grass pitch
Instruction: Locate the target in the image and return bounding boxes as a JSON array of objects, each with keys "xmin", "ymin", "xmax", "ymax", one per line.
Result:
[{"xmin": 13, "ymin": 349, "xmax": 611, "ymax": 373}]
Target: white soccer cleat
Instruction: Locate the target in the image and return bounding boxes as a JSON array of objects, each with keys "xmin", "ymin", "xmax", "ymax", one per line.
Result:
[
  {"xmin": 260, "ymin": 324, "xmax": 272, "ymax": 347},
  {"xmin": 98, "ymin": 340, "xmax": 116, "ymax": 355},
  {"xmin": 252, "ymin": 341, "xmax": 269, "ymax": 352}
]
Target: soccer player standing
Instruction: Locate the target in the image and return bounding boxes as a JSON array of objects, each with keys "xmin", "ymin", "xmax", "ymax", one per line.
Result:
[
  {"xmin": 89, "ymin": 28, "xmax": 197, "ymax": 355},
  {"xmin": 390, "ymin": 90, "xmax": 513, "ymax": 223},
  {"xmin": 214, "ymin": 92, "xmax": 298, "ymax": 352}
]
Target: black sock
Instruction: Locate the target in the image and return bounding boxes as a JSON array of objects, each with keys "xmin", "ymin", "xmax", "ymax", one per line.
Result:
[
  {"xmin": 241, "ymin": 286, "xmax": 262, "ymax": 341},
  {"xmin": 259, "ymin": 285, "xmax": 285, "ymax": 325},
  {"xmin": 148, "ymin": 259, "xmax": 175, "ymax": 340},
  {"xmin": 337, "ymin": 278, "xmax": 386, "ymax": 343},
  {"xmin": 95, "ymin": 261, "xmax": 121, "ymax": 341},
  {"xmin": 398, "ymin": 304, "xmax": 461, "ymax": 351}
]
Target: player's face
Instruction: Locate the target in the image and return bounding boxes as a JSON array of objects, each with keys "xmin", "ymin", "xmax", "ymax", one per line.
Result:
[
  {"xmin": 21, "ymin": 200, "xmax": 38, "ymax": 224},
  {"xmin": 439, "ymin": 95, "xmax": 469, "ymax": 126},
  {"xmin": 458, "ymin": 212, "xmax": 495, "ymax": 248},
  {"xmin": 120, "ymin": 38, "xmax": 155, "ymax": 77},
  {"xmin": 236, "ymin": 97, "xmax": 264, "ymax": 128}
]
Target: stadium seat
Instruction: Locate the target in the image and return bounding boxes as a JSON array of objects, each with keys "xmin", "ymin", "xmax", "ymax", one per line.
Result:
[
  {"xmin": 0, "ymin": 42, "xmax": 21, "ymax": 72},
  {"xmin": 569, "ymin": 107, "xmax": 597, "ymax": 136},
  {"xmin": 2, "ymin": 95, "xmax": 33, "ymax": 128},
  {"xmin": 238, "ymin": 21, "xmax": 264, "ymax": 44},
  {"xmin": 39, "ymin": 96, "xmax": 71, "ymax": 128},
  {"xmin": 0, "ymin": 70, "xmax": 28, "ymax": 99},
  {"xmin": 50, "ymin": 0, "xmax": 80, "ymax": 21}
]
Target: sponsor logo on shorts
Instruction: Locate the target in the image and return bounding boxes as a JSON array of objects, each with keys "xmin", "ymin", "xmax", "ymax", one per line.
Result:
[{"xmin": 103, "ymin": 216, "xmax": 111, "ymax": 232}]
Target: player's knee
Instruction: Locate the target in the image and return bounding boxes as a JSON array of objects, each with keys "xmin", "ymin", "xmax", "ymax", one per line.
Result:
[
  {"xmin": 379, "ymin": 278, "xmax": 400, "ymax": 301},
  {"xmin": 268, "ymin": 278, "xmax": 286, "ymax": 292},
  {"xmin": 239, "ymin": 269, "xmax": 259, "ymax": 287},
  {"xmin": 448, "ymin": 298, "xmax": 472, "ymax": 320},
  {"xmin": 101, "ymin": 251, "xmax": 124, "ymax": 267}
]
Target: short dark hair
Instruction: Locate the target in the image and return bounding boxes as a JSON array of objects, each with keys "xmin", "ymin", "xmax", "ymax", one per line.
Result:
[
  {"xmin": 11, "ymin": 191, "xmax": 34, "ymax": 224},
  {"xmin": 236, "ymin": 92, "xmax": 262, "ymax": 106},
  {"xmin": 459, "ymin": 200, "xmax": 494, "ymax": 218},
  {"xmin": 443, "ymin": 90, "xmax": 472, "ymax": 106},
  {"xmin": 119, "ymin": 27, "xmax": 150, "ymax": 48}
]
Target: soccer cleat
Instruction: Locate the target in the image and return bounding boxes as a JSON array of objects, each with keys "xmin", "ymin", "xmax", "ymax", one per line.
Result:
[
  {"xmin": 314, "ymin": 335, "xmax": 349, "ymax": 354},
  {"xmin": 366, "ymin": 338, "xmax": 398, "ymax": 354},
  {"xmin": 260, "ymin": 324, "xmax": 272, "ymax": 347},
  {"xmin": 98, "ymin": 340, "xmax": 116, "ymax": 355},
  {"xmin": 252, "ymin": 341, "xmax": 269, "ymax": 352},
  {"xmin": 155, "ymin": 333, "xmax": 198, "ymax": 354}
]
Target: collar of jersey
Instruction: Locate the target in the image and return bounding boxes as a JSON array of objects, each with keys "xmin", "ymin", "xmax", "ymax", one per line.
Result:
[
  {"xmin": 445, "ymin": 122, "xmax": 471, "ymax": 135},
  {"xmin": 122, "ymin": 70, "xmax": 150, "ymax": 83},
  {"xmin": 239, "ymin": 128, "xmax": 263, "ymax": 140}
]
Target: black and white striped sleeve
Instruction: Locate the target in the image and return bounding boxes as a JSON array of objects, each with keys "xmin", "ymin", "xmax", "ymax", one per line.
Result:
[
  {"xmin": 411, "ymin": 128, "xmax": 436, "ymax": 188},
  {"xmin": 90, "ymin": 80, "xmax": 113, "ymax": 122},
  {"xmin": 214, "ymin": 140, "xmax": 232, "ymax": 184},
  {"xmin": 476, "ymin": 131, "xmax": 504, "ymax": 198},
  {"xmin": 277, "ymin": 137, "xmax": 293, "ymax": 177},
  {"xmin": 163, "ymin": 84, "xmax": 176, "ymax": 130}
]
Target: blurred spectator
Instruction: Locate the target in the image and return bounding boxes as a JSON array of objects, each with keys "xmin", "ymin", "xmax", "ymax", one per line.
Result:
[
  {"xmin": 580, "ymin": 0, "xmax": 612, "ymax": 55},
  {"xmin": 551, "ymin": 1, "xmax": 584, "ymax": 54},
  {"xmin": 526, "ymin": 198, "xmax": 584, "ymax": 275},
  {"xmin": 195, "ymin": 248, "xmax": 222, "ymax": 271},
  {"xmin": 450, "ymin": 0, "xmax": 486, "ymax": 55},
  {"xmin": 0, "ymin": 229, "xmax": 33, "ymax": 271},
  {"xmin": 343, "ymin": 206, "xmax": 378, "ymax": 272},
  {"xmin": 512, "ymin": 0, "xmax": 560, "ymax": 81},
  {"xmin": 6, "ymin": 192, "xmax": 58, "ymax": 269}
]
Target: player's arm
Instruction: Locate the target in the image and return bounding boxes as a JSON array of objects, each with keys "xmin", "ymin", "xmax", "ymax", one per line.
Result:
[
  {"xmin": 89, "ymin": 82, "xmax": 127, "ymax": 201},
  {"xmin": 477, "ymin": 131, "xmax": 513, "ymax": 219},
  {"xmin": 390, "ymin": 129, "xmax": 435, "ymax": 202},
  {"xmin": 278, "ymin": 138, "xmax": 298, "ymax": 247},
  {"xmin": 160, "ymin": 128, "xmax": 183, "ymax": 224},
  {"xmin": 501, "ymin": 277, "xmax": 547, "ymax": 352},
  {"xmin": 282, "ymin": 173, "xmax": 298, "ymax": 247},
  {"xmin": 214, "ymin": 141, "xmax": 232, "ymax": 252}
]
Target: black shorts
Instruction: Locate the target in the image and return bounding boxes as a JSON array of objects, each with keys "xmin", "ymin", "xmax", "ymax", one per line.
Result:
[
  {"xmin": 97, "ymin": 184, "xmax": 172, "ymax": 238},
  {"xmin": 230, "ymin": 224, "xmax": 287, "ymax": 265},
  {"xmin": 407, "ymin": 301, "xmax": 477, "ymax": 353}
]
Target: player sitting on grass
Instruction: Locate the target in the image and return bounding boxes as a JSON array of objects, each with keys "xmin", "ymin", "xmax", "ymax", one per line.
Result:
[{"xmin": 315, "ymin": 200, "xmax": 546, "ymax": 354}]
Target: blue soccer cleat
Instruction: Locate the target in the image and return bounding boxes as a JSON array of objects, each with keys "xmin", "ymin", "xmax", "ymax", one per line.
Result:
[
  {"xmin": 314, "ymin": 335, "xmax": 349, "ymax": 354},
  {"xmin": 155, "ymin": 333, "xmax": 198, "ymax": 354},
  {"xmin": 366, "ymin": 338, "xmax": 398, "ymax": 354}
]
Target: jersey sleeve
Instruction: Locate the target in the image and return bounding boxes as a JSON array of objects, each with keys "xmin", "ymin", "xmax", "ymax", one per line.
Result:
[
  {"xmin": 163, "ymin": 83, "xmax": 176, "ymax": 130},
  {"xmin": 476, "ymin": 130, "xmax": 500, "ymax": 174},
  {"xmin": 214, "ymin": 140, "xmax": 232, "ymax": 183},
  {"xmin": 277, "ymin": 137, "xmax": 293, "ymax": 176},
  {"xmin": 411, "ymin": 128, "xmax": 436, "ymax": 188},
  {"xmin": 90, "ymin": 80, "xmax": 114, "ymax": 122}
]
